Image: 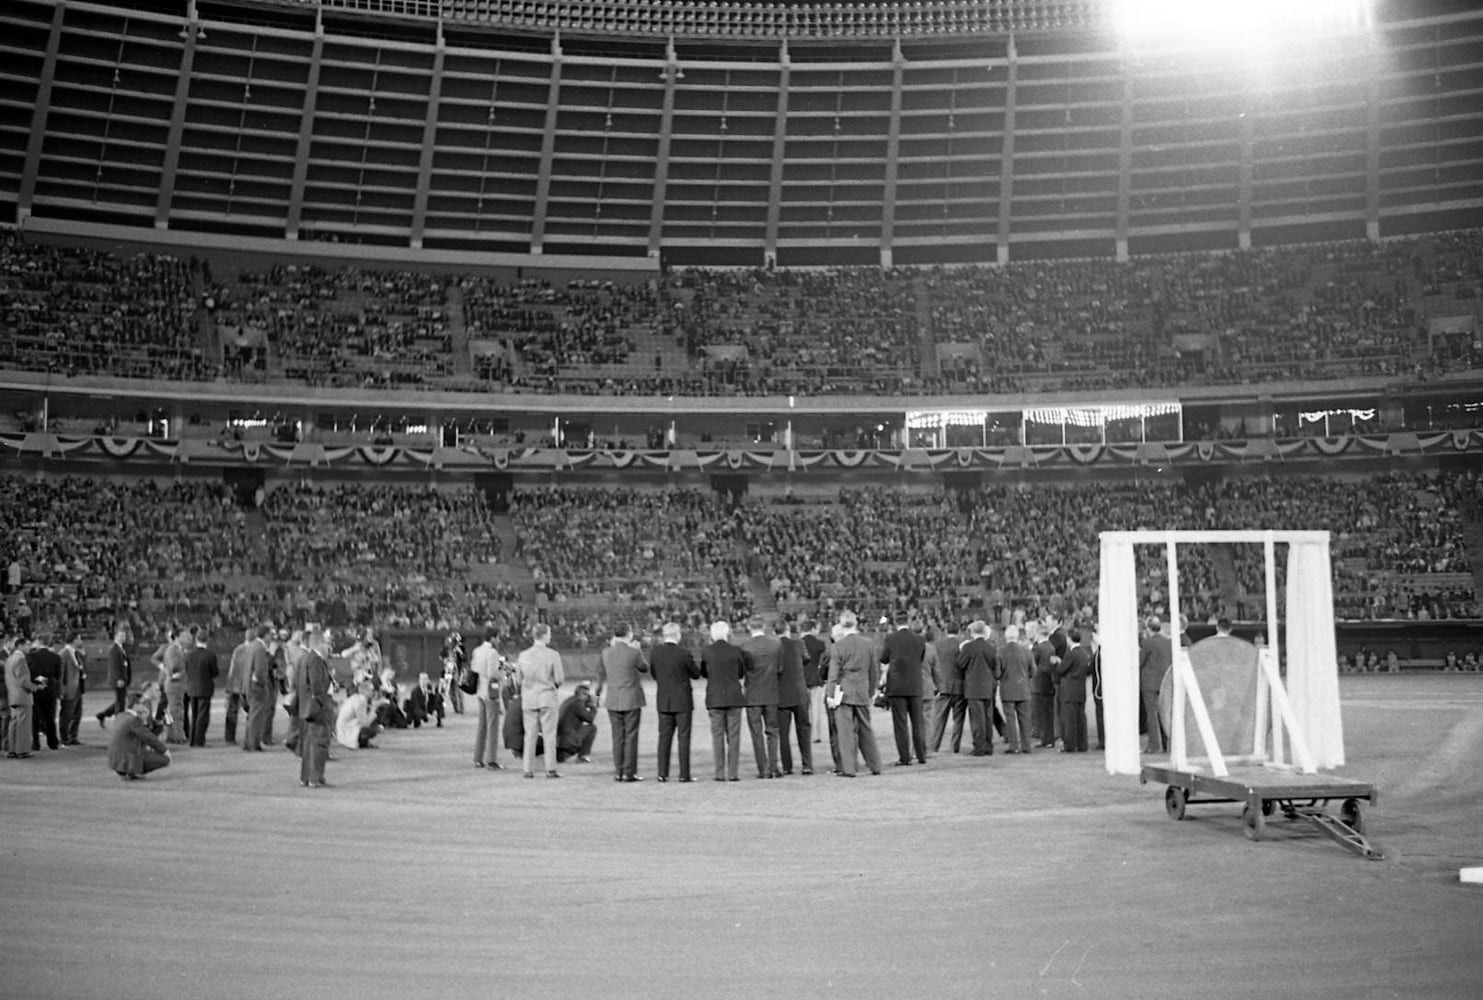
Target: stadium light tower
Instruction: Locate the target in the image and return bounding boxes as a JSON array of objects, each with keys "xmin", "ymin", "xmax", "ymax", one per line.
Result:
[{"xmin": 1112, "ymin": 0, "xmax": 1374, "ymax": 54}]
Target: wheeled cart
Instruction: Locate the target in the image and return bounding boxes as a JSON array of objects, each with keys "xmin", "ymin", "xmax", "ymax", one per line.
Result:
[{"xmin": 1141, "ymin": 761, "xmax": 1381, "ymax": 860}]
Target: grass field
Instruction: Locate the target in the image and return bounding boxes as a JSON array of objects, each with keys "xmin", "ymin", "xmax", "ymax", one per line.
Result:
[{"xmin": 3, "ymin": 673, "xmax": 1481, "ymax": 1000}]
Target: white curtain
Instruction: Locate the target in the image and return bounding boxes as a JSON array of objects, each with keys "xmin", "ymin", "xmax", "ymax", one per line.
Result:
[
  {"xmin": 1099, "ymin": 538, "xmax": 1142, "ymax": 775},
  {"xmin": 1285, "ymin": 538, "xmax": 1345, "ymax": 768}
]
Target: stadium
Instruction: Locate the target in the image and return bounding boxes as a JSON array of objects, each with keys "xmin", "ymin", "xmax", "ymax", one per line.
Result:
[{"xmin": 2, "ymin": 1, "xmax": 1483, "ymax": 997}]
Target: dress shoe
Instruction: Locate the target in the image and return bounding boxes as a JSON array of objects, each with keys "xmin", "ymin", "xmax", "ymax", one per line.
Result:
[
  {"xmin": 487, "ymin": 762, "xmax": 502, "ymax": 770},
  {"xmin": 576, "ymin": 755, "xmax": 592, "ymax": 763},
  {"xmin": 836, "ymin": 771, "xmax": 856, "ymax": 778},
  {"xmin": 657, "ymin": 776, "xmax": 669, "ymax": 783},
  {"xmin": 714, "ymin": 777, "xmax": 726, "ymax": 782},
  {"xmin": 870, "ymin": 770, "xmax": 881, "ymax": 775},
  {"xmin": 546, "ymin": 770, "xmax": 561, "ymax": 778},
  {"xmin": 678, "ymin": 777, "xmax": 694, "ymax": 783},
  {"xmin": 727, "ymin": 777, "xmax": 739, "ymax": 782},
  {"xmin": 523, "ymin": 772, "xmax": 535, "ymax": 779},
  {"xmin": 623, "ymin": 775, "xmax": 643, "ymax": 782},
  {"xmin": 892, "ymin": 760, "xmax": 913, "ymax": 767},
  {"xmin": 916, "ymin": 758, "xmax": 928, "ymax": 764},
  {"xmin": 96, "ymin": 714, "xmax": 107, "ymax": 730},
  {"xmin": 474, "ymin": 761, "xmax": 486, "ymax": 768},
  {"xmin": 801, "ymin": 768, "xmax": 814, "ymax": 775},
  {"xmin": 309, "ymin": 781, "xmax": 330, "ymax": 788}
]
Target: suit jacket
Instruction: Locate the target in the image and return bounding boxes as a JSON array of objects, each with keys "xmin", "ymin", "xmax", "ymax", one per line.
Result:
[
  {"xmin": 107, "ymin": 710, "xmax": 167, "ymax": 775},
  {"xmin": 248, "ymin": 641, "xmax": 275, "ymax": 698},
  {"xmin": 739, "ymin": 633, "xmax": 782, "ymax": 707},
  {"xmin": 5, "ymin": 650, "xmax": 35, "ymax": 704},
  {"xmin": 650, "ymin": 641, "xmax": 701, "ymax": 713},
  {"xmin": 1139, "ymin": 634, "xmax": 1173, "ymax": 692},
  {"xmin": 700, "ymin": 640, "xmax": 748, "ymax": 710},
  {"xmin": 826, "ymin": 632, "xmax": 878, "ymax": 706},
  {"xmin": 27, "ymin": 646, "xmax": 62, "ymax": 690},
  {"xmin": 1031, "ymin": 640, "xmax": 1058, "ymax": 695},
  {"xmin": 1057, "ymin": 645, "xmax": 1092, "ymax": 702},
  {"xmin": 59, "ymin": 645, "xmax": 84, "ymax": 700},
  {"xmin": 226, "ymin": 641, "xmax": 253, "ymax": 695},
  {"xmin": 162, "ymin": 643, "xmax": 187, "ymax": 693},
  {"xmin": 800, "ymin": 634, "xmax": 826, "ymax": 688},
  {"xmin": 598, "ymin": 641, "xmax": 648, "ymax": 712},
  {"xmin": 776, "ymin": 636, "xmax": 808, "ymax": 709},
  {"xmin": 880, "ymin": 628, "xmax": 926, "ymax": 698},
  {"xmin": 107, "ymin": 642, "xmax": 131, "ymax": 690},
  {"xmin": 956, "ymin": 638, "xmax": 1000, "ymax": 701},
  {"xmin": 934, "ymin": 635, "xmax": 964, "ymax": 695},
  {"xmin": 295, "ymin": 649, "xmax": 335, "ymax": 724},
  {"xmin": 184, "ymin": 647, "xmax": 219, "ymax": 698},
  {"xmin": 998, "ymin": 642, "xmax": 1034, "ymax": 702}
]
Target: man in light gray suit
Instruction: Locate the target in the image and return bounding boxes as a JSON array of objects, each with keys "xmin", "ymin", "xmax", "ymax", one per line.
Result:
[
  {"xmin": 596, "ymin": 623, "xmax": 648, "ymax": 783},
  {"xmin": 825, "ymin": 611, "xmax": 881, "ymax": 777}
]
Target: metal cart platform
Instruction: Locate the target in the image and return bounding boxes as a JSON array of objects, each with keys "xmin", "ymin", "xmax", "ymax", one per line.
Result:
[{"xmin": 1141, "ymin": 761, "xmax": 1382, "ymax": 860}]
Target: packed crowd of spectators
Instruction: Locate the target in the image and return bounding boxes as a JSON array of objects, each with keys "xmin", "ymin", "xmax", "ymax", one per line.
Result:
[
  {"xmin": 0, "ymin": 231, "xmax": 215, "ymax": 381},
  {"xmin": 922, "ymin": 236, "xmax": 1433, "ymax": 393},
  {"xmin": 210, "ymin": 263, "xmax": 454, "ymax": 388},
  {"xmin": 5, "ymin": 227, "xmax": 1481, "ymax": 395},
  {"xmin": 508, "ymin": 486, "xmax": 751, "ymax": 645},
  {"xmin": 731, "ymin": 486, "xmax": 978, "ymax": 630},
  {"xmin": 4, "ymin": 468, "xmax": 1482, "ymax": 650},
  {"xmin": 461, "ymin": 275, "xmax": 654, "ymax": 377}
]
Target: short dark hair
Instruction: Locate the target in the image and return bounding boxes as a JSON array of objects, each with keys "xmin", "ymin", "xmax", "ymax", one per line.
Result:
[
  {"xmin": 1216, "ymin": 616, "xmax": 1233, "ymax": 633},
  {"xmin": 612, "ymin": 623, "xmax": 632, "ymax": 640},
  {"xmin": 1069, "ymin": 629, "xmax": 1083, "ymax": 644}
]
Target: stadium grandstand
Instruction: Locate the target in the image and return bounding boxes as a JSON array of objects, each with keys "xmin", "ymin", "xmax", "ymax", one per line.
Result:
[{"xmin": 4, "ymin": 0, "xmax": 1483, "ymax": 670}]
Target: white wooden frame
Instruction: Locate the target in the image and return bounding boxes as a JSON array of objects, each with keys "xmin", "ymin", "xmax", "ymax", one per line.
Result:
[{"xmin": 1100, "ymin": 529, "xmax": 1331, "ymax": 776}]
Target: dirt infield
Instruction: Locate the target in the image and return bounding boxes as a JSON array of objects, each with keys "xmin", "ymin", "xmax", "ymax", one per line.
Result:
[{"xmin": 3, "ymin": 674, "xmax": 1481, "ymax": 999}]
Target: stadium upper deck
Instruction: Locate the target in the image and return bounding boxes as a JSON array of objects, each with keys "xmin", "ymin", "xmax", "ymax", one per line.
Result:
[{"xmin": 2, "ymin": 0, "xmax": 1481, "ymax": 269}]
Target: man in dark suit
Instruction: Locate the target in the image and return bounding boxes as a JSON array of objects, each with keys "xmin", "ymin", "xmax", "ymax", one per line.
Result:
[
  {"xmin": 650, "ymin": 622, "xmax": 700, "ymax": 782},
  {"xmin": 596, "ymin": 624, "xmax": 649, "ymax": 783},
  {"xmin": 998, "ymin": 624, "xmax": 1034, "ymax": 754},
  {"xmin": 296, "ymin": 628, "xmax": 336, "ymax": 787},
  {"xmin": 1057, "ymin": 629, "xmax": 1092, "ymax": 753},
  {"xmin": 930, "ymin": 623, "xmax": 966, "ymax": 754},
  {"xmin": 184, "ymin": 627, "xmax": 219, "ymax": 747},
  {"xmin": 95, "ymin": 627, "xmax": 131, "ymax": 729},
  {"xmin": 106, "ymin": 691, "xmax": 170, "ymax": 780},
  {"xmin": 739, "ymin": 617, "xmax": 783, "ymax": 779},
  {"xmin": 1139, "ymin": 618, "xmax": 1173, "ymax": 754},
  {"xmin": 27, "ymin": 637, "xmax": 62, "ymax": 752},
  {"xmin": 776, "ymin": 621, "xmax": 812, "ymax": 775},
  {"xmin": 244, "ymin": 624, "xmax": 275, "ymax": 752},
  {"xmin": 956, "ymin": 620, "xmax": 1000, "ymax": 757},
  {"xmin": 1030, "ymin": 623, "xmax": 1059, "ymax": 748},
  {"xmin": 880, "ymin": 613, "xmax": 928, "ymax": 766},
  {"xmin": 825, "ymin": 611, "xmax": 881, "ymax": 778},
  {"xmin": 700, "ymin": 620, "xmax": 748, "ymax": 782}
]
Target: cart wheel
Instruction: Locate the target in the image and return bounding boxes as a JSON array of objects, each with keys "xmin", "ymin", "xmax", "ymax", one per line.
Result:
[
  {"xmin": 1261, "ymin": 799, "xmax": 1276, "ymax": 817},
  {"xmin": 1165, "ymin": 786, "xmax": 1187, "ymax": 821},
  {"xmin": 1340, "ymin": 798, "xmax": 1365, "ymax": 834},
  {"xmin": 1242, "ymin": 802, "xmax": 1265, "ymax": 841}
]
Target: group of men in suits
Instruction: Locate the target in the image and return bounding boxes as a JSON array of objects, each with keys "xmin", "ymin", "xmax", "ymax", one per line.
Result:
[{"xmin": 3, "ymin": 633, "xmax": 88, "ymax": 758}]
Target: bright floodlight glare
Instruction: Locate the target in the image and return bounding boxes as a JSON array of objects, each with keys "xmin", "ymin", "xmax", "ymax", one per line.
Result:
[{"xmin": 1113, "ymin": 0, "xmax": 1374, "ymax": 51}]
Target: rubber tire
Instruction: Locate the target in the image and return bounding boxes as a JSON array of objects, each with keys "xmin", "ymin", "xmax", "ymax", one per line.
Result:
[
  {"xmin": 1165, "ymin": 786, "xmax": 1187, "ymax": 821},
  {"xmin": 1340, "ymin": 797, "xmax": 1365, "ymax": 834},
  {"xmin": 1242, "ymin": 802, "xmax": 1265, "ymax": 841}
]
